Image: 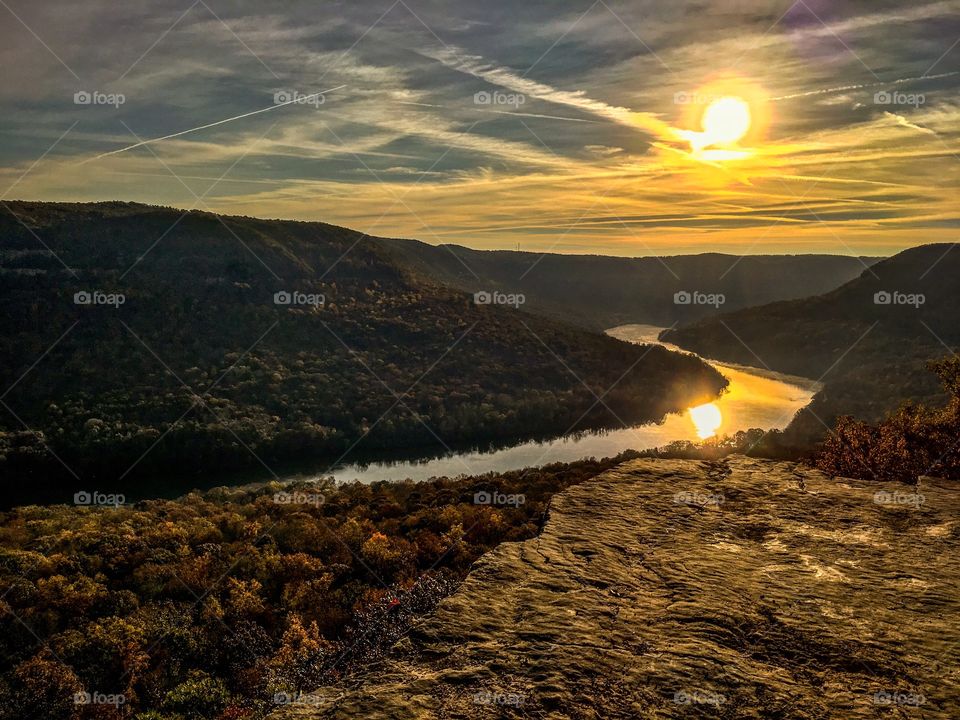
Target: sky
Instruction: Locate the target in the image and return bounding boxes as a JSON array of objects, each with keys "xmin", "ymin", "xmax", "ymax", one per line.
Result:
[{"xmin": 0, "ymin": 0, "xmax": 958, "ymax": 256}]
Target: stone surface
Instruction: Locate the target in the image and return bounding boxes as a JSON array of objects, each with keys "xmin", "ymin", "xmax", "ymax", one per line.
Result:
[{"xmin": 273, "ymin": 456, "xmax": 960, "ymax": 719}]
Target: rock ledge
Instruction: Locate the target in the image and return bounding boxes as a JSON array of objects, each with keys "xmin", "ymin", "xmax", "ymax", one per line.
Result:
[{"xmin": 274, "ymin": 456, "xmax": 960, "ymax": 719}]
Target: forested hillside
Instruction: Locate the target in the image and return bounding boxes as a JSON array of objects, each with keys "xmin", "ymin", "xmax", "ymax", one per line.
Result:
[
  {"xmin": 377, "ymin": 237, "xmax": 877, "ymax": 329},
  {"xmin": 0, "ymin": 202, "xmax": 724, "ymax": 505}
]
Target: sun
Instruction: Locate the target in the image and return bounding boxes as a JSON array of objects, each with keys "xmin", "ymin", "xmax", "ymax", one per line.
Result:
[
  {"xmin": 677, "ymin": 92, "xmax": 758, "ymax": 160},
  {"xmin": 673, "ymin": 78, "xmax": 769, "ymax": 164},
  {"xmin": 701, "ymin": 96, "xmax": 752, "ymax": 146}
]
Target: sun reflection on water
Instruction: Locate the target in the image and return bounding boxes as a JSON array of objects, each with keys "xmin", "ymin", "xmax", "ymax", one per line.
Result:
[{"xmin": 689, "ymin": 402, "xmax": 722, "ymax": 439}]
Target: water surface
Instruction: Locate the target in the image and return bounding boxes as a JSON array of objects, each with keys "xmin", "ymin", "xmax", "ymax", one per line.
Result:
[{"xmin": 288, "ymin": 324, "xmax": 820, "ymax": 485}]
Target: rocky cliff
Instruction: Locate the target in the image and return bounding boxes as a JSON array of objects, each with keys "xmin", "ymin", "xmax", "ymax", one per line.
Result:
[{"xmin": 273, "ymin": 456, "xmax": 960, "ymax": 719}]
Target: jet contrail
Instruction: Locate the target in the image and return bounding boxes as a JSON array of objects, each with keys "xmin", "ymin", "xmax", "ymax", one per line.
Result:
[
  {"xmin": 477, "ymin": 108, "xmax": 598, "ymax": 123},
  {"xmin": 769, "ymin": 71, "xmax": 957, "ymax": 101},
  {"xmin": 80, "ymin": 85, "xmax": 346, "ymax": 164},
  {"xmin": 397, "ymin": 99, "xmax": 599, "ymax": 124}
]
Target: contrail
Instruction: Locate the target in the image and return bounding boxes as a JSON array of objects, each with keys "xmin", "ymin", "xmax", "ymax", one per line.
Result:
[
  {"xmin": 769, "ymin": 71, "xmax": 957, "ymax": 101},
  {"xmin": 477, "ymin": 108, "xmax": 598, "ymax": 123},
  {"xmin": 397, "ymin": 100, "xmax": 598, "ymax": 124},
  {"xmin": 80, "ymin": 85, "xmax": 346, "ymax": 164}
]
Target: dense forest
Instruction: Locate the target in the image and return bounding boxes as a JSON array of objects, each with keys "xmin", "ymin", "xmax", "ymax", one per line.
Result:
[
  {"xmin": 0, "ymin": 452, "xmax": 638, "ymax": 720},
  {"xmin": 0, "ymin": 202, "xmax": 726, "ymax": 505},
  {"xmin": 662, "ymin": 244, "xmax": 958, "ymax": 448},
  {"xmin": 379, "ymin": 237, "xmax": 875, "ymax": 330}
]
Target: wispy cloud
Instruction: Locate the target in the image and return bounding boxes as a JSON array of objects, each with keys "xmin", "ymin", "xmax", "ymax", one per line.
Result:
[
  {"xmin": 423, "ymin": 45, "xmax": 684, "ymax": 144},
  {"xmin": 884, "ymin": 111, "xmax": 938, "ymax": 135}
]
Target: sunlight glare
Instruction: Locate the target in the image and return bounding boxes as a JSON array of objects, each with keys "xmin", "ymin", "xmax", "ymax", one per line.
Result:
[{"xmin": 689, "ymin": 402, "xmax": 723, "ymax": 439}]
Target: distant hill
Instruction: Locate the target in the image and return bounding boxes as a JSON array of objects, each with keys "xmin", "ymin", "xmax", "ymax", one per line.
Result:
[
  {"xmin": 663, "ymin": 243, "xmax": 959, "ymax": 446},
  {"xmin": 0, "ymin": 201, "xmax": 725, "ymax": 505},
  {"xmin": 377, "ymin": 237, "xmax": 879, "ymax": 330}
]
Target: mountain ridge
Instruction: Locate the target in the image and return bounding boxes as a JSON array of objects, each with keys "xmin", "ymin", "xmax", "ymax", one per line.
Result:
[{"xmin": 375, "ymin": 235, "xmax": 881, "ymax": 329}]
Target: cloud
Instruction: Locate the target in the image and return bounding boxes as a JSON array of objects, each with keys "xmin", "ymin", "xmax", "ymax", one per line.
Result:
[
  {"xmin": 884, "ymin": 111, "xmax": 938, "ymax": 135},
  {"xmin": 585, "ymin": 145, "xmax": 624, "ymax": 156},
  {"xmin": 0, "ymin": 0, "xmax": 958, "ymax": 256},
  {"xmin": 422, "ymin": 45, "xmax": 685, "ymax": 144}
]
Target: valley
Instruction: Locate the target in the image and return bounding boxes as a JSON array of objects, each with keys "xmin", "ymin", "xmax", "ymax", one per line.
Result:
[{"xmin": 663, "ymin": 243, "xmax": 960, "ymax": 446}]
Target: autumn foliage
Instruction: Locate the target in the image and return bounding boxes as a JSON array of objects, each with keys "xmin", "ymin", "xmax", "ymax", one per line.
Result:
[
  {"xmin": 816, "ymin": 356, "xmax": 960, "ymax": 482},
  {"xmin": 0, "ymin": 453, "xmax": 635, "ymax": 719}
]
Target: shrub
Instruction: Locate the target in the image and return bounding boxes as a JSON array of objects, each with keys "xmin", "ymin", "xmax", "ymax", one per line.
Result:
[{"xmin": 816, "ymin": 357, "xmax": 960, "ymax": 482}]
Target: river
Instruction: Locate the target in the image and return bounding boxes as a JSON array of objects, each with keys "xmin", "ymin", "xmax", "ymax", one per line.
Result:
[{"xmin": 284, "ymin": 324, "xmax": 821, "ymax": 485}]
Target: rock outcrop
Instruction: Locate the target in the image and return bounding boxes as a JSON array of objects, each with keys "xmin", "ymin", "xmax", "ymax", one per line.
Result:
[{"xmin": 273, "ymin": 456, "xmax": 960, "ymax": 718}]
